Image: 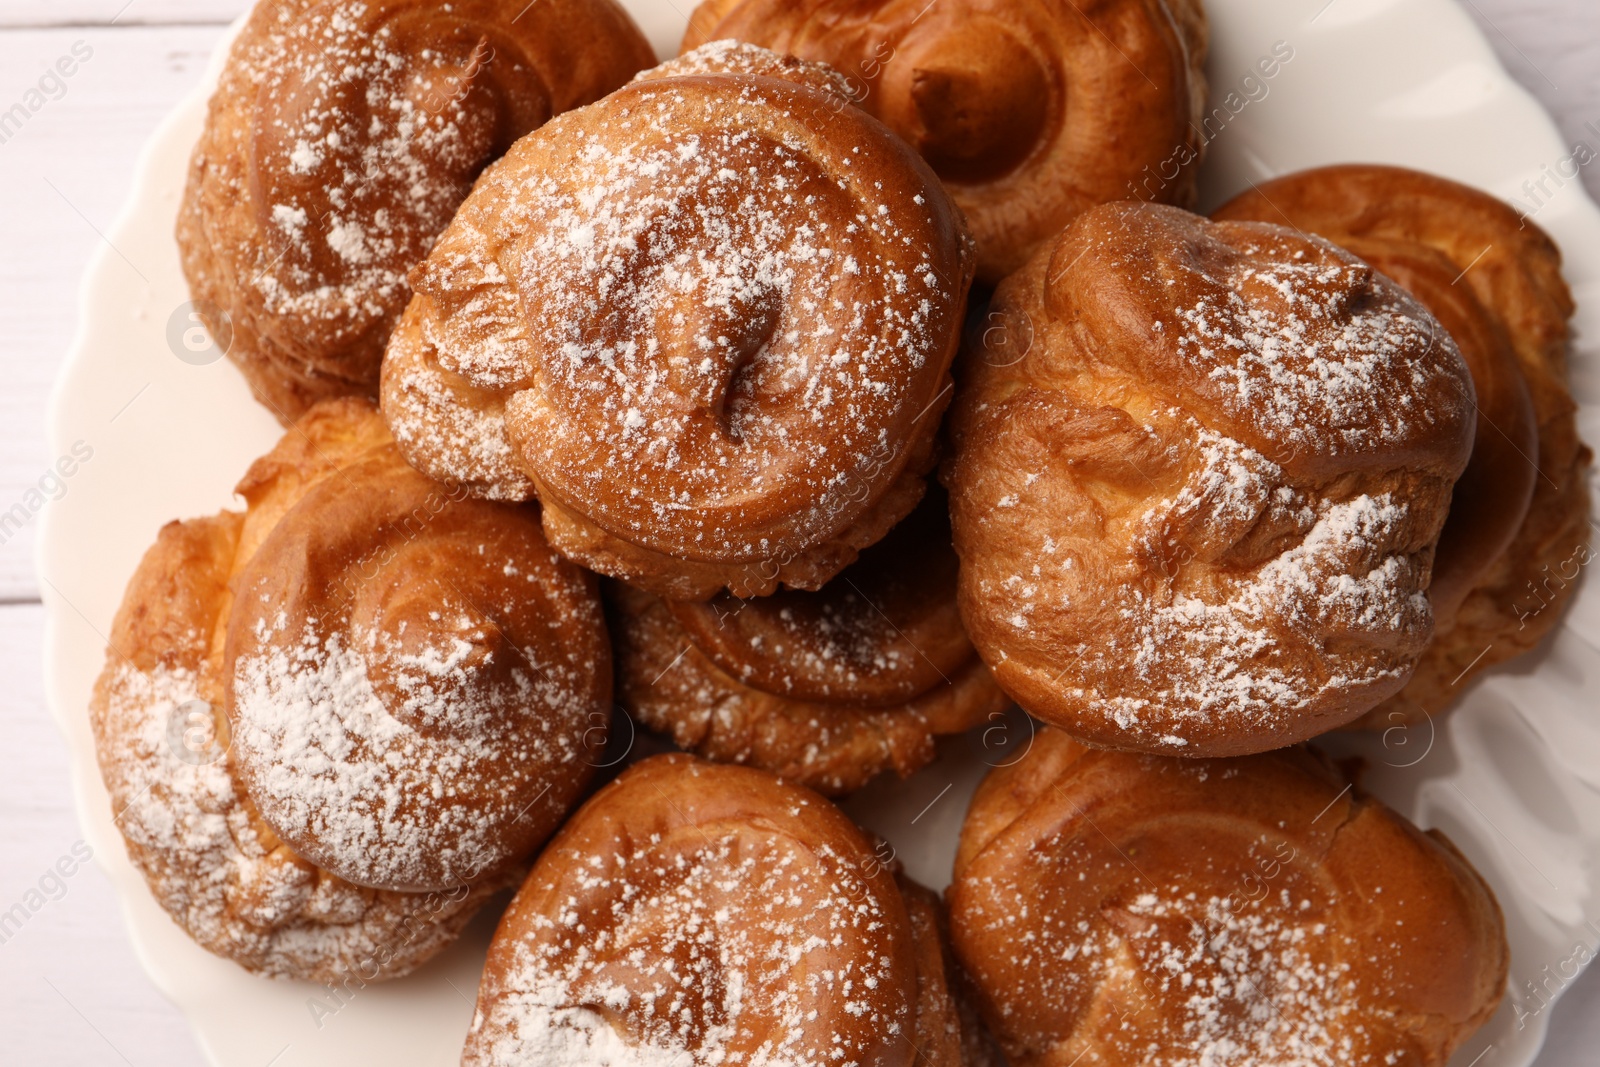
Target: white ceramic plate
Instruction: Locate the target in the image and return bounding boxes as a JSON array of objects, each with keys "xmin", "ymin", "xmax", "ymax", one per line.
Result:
[{"xmin": 40, "ymin": 1, "xmax": 1600, "ymax": 1065}]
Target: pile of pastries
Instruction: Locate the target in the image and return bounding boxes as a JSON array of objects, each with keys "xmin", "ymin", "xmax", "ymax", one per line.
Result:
[{"xmin": 90, "ymin": 0, "xmax": 1592, "ymax": 1063}]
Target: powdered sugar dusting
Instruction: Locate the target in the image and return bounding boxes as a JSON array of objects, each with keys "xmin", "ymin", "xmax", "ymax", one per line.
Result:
[
  {"xmin": 93, "ymin": 657, "xmax": 489, "ymax": 980},
  {"xmin": 243, "ymin": 3, "xmax": 503, "ymax": 337},
  {"xmin": 472, "ymin": 836, "xmax": 906, "ymax": 1066},
  {"xmin": 611, "ymin": 581, "xmax": 1003, "ymax": 795},
  {"xmin": 471, "ymin": 996, "xmax": 691, "ymax": 1066},
  {"xmin": 506, "ymin": 88, "xmax": 947, "ymax": 553},
  {"xmin": 953, "ymin": 739, "xmax": 1499, "ymax": 1066},
  {"xmin": 639, "ymin": 39, "xmax": 856, "ymax": 101},
  {"xmin": 952, "ymin": 207, "xmax": 1472, "ymax": 750},
  {"xmin": 1068, "ymin": 425, "xmax": 1430, "ymax": 734},
  {"xmin": 230, "ymin": 608, "xmax": 586, "ymax": 890},
  {"xmin": 465, "ymin": 762, "xmax": 915, "ymax": 1065},
  {"xmin": 1113, "ymin": 890, "xmax": 1362, "ymax": 1066},
  {"xmin": 395, "ymin": 43, "xmax": 968, "ymax": 563},
  {"xmin": 973, "ymin": 414, "xmax": 1433, "ymax": 746},
  {"xmin": 727, "ymin": 594, "xmax": 919, "ymax": 692},
  {"xmin": 384, "ymin": 348, "xmax": 534, "ymax": 500},
  {"xmin": 1173, "ymin": 235, "xmax": 1457, "ymax": 458}
]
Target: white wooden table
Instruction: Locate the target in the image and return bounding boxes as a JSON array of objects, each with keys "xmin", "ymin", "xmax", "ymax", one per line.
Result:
[{"xmin": 2, "ymin": 1, "xmax": 1596, "ymax": 1062}]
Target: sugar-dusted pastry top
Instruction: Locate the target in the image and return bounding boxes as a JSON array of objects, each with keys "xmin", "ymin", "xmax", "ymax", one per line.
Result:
[
  {"xmin": 610, "ymin": 489, "xmax": 1009, "ymax": 794},
  {"xmin": 381, "ymin": 42, "xmax": 976, "ymax": 600},
  {"xmin": 463, "ymin": 755, "xmax": 970, "ymax": 1066},
  {"xmin": 682, "ymin": 0, "xmax": 1210, "ymax": 283},
  {"xmin": 641, "ymin": 36, "xmax": 856, "ymax": 96},
  {"xmin": 90, "ymin": 398, "xmax": 613, "ymax": 979},
  {"xmin": 1215, "ymin": 164, "xmax": 1591, "ymax": 725},
  {"xmin": 90, "ymin": 509, "xmax": 505, "ymax": 982},
  {"xmin": 949, "ymin": 728, "xmax": 1508, "ymax": 1067},
  {"xmin": 217, "ymin": 400, "xmax": 611, "ymax": 892},
  {"xmin": 944, "ymin": 202, "xmax": 1477, "ymax": 756},
  {"xmin": 179, "ymin": 0, "xmax": 655, "ymax": 422}
]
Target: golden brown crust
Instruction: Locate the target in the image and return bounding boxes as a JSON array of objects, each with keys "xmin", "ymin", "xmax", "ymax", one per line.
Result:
[
  {"xmin": 381, "ymin": 42, "xmax": 975, "ymax": 599},
  {"xmin": 609, "ymin": 492, "xmax": 1011, "ymax": 794},
  {"xmin": 683, "ymin": 0, "xmax": 743, "ymax": 48},
  {"xmin": 642, "ymin": 36, "xmax": 858, "ymax": 96},
  {"xmin": 179, "ymin": 0, "xmax": 654, "ymax": 423},
  {"xmin": 90, "ymin": 509, "xmax": 506, "ymax": 983},
  {"xmin": 899, "ymin": 877, "xmax": 968, "ymax": 1067},
  {"xmin": 942, "ymin": 202, "xmax": 1477, "ymax": 756},
  {"xmin": 682, "ymin": 0, "xmax": 1209, "ymax": 284},
  {"xmin": 463, "ymin": 755, "xmax": 957, "ymax": 1066},
  {"xmin": 223, "ymin": 403, "xmax": 612, "ymax": 893},
  {"xmin": 948, "ymin": 729, "xmax": 1509, "ymax": 1067},
  {"xmin": 90, "ymin": 399, "xmax": 611, "ymax": 978},
  {"xmin": 531, "ymin": 436, "xmax": 941, "ymax": 600},
  {"xmin": 1214, "ymin": 165, "xmax": 1591, "ymax": 725}
]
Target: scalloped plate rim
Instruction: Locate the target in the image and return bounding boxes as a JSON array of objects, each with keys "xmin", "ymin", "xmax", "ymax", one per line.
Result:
[{"xmin": 37, "ymin": 1, "xmax": 1600, "ymax": 1065}]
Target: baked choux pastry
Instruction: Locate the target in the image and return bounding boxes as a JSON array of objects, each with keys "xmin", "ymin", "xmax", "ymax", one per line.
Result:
[
  {"xmin": 609, "ymin": 489, "xmax": 1010, "ymax": 795},
  {"xmin": 90, "ymin": 399, "xmax": 611, "ymax": 978},
  {"xmin": 381, "ymin": 42, "xmax": 976, "ymax": 600},
  {"xmin": 949, "ymin": 728, "xmax": 1508, "ymax": 1067},
  {"xmin": 178, "ymin": 0, "xmax": 655, "ymax": 422},
  {"xmin": 682, "ymin": 0, "xmax": 1210, "ymax": 284},
  {"xmin": 1214, "ymin": 164, "xmax": 1592, "ymax": 725},
  {"xmin": 462, "ymin": 754, "xmax": 971, "ymax": 1065},
  {"xmin": 943, "ymin": 202, "xmax": 1477, "ymax": 756}
]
